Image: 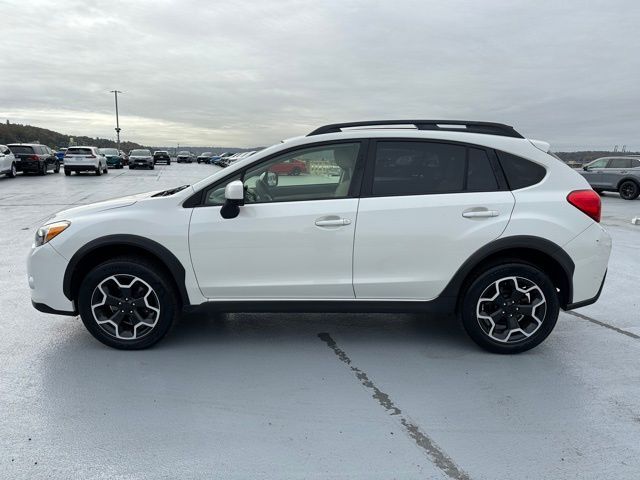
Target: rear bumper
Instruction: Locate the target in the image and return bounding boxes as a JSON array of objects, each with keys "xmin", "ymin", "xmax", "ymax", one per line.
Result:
[
  {"xmin": 16, "ymin": 160, "xmax": 40, "ymax": 172},
  {"xmin": 65, "ymin": 164, "xmax": 99, "ymax": 171},
  {"xmin": 563, "ymin": 222, "xmax": 611, "ymax": 306}
]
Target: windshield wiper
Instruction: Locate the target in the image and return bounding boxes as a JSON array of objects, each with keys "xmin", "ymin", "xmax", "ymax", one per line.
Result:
[{"xmin": 152, "ymin": 185, "xmax": 190, "ymax": 197}]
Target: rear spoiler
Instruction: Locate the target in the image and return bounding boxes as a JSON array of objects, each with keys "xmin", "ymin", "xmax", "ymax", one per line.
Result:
[{"xmin": 529, "ymin": 139, "xmax": 551, "ymax": 153}]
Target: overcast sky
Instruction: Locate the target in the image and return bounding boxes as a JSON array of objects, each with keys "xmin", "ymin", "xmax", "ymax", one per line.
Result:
[{"xmin": 1, "ymin": 0, "xmax": 639, "ymax": 149}]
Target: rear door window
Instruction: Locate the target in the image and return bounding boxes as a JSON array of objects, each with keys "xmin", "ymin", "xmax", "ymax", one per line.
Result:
[
  {"xmin": 371, "ymin": 141, "xmax": 501, "ymax": 196},
  {"xmin": 372, "ymin": 141, "xmax": 466, "ymax": 196},
  {"xmin": 607, "ymin": 158, "xmax": 632, "ymax": 168}
]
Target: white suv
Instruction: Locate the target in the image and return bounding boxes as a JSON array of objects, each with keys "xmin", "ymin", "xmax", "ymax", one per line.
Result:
[
  {"xmin": 64, "ymin": 146, "xmax": 108, "ymax": 176},
  {"xmin": 27, "ymin": 120, "xmax": 611, "ymax": 353}
]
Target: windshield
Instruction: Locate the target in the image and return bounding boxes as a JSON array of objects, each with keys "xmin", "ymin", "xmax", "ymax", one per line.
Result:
[
  {"xmin": 130, "ymin": 149, "xmax": 151, "ymax": 156},
  {"xmin": 178, "ymin": 151, "xmax": 190, "ymax": 155},
  {"xmin": 99, "ymin": 148, "xmax": 119, "ymax": 155}
]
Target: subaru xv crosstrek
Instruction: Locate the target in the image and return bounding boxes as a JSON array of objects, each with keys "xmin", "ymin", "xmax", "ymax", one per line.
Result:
[{"xmin": 27, "ymin": 120, "xmax": 611, "ymax": 353}]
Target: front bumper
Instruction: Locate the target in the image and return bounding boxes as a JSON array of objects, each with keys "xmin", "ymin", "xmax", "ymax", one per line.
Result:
[
  {"xmin": 27, "ymin": 243, "xmax": 76, "ymax": 315},
  {"xmin": 106, "ymin": 157, "xmax": 122, "ymax": 167}
]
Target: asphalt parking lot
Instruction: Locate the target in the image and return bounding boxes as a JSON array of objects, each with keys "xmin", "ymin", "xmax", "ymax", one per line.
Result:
[{"xmin": 1, "ymin": 164, "xmax": 639, "ymax": 479}]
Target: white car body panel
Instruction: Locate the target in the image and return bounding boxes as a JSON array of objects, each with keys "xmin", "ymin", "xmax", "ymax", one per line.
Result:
[
  {"xmin": 354, "ymin": 191, "xmax": 515, "ymax": 299},
  {"xmin": 0, "ymin": 144, "xmax": 16, "ymax": 173},
  {"xmin": 189, "ymin": 198, "xmax": 358, "ymax": 299}
]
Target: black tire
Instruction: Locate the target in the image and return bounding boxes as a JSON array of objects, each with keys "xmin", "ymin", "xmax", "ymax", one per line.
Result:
[
  {"xmin": 103, "ymin": 165, "xmax": 108, "ymax": 174},
  {"xmin": 95, "ymin": 164, "xmax": 102, "ymax": 175},
  {"xmin": 292, "ymin": 167, "xmax": 301, "ymax": 176},
  {"xmin": 619, "ymin": 180, "xmax": 639, "ymax": 200},
  {"xmin": 7, "ymin": 162, "xmax": 17, "ymax": 178},
  {"xmin": 129, "ymin": 165, "xmax": 135, "ymax": 170},
  {"xmin": 594, "ymin": 189, "xmax": 603, "ymax": 195},
  {"xmin": 460, "ymin": 263, "xmax": 559, "ymax": 354},
  {"xmin": 38, "ymin": 161, "xmax": 46, "ymax": 175},
  {"xmin": 78, "ymin": 257, "xmax": 179, "ymax": 349},
  {"xmin": 53, "ymin": 161, "xmax": 60, "ymax": 173},
  {"xmin": 150, "ymin": 164, "xmax": 155, "ymax": 170},
  {"xmin": 64, "ymin": 168, "xmax": 71, "ymax": 176},
  {"xmin": 168, "ymin": 160, "xmax": 171, "ymax": 165}
]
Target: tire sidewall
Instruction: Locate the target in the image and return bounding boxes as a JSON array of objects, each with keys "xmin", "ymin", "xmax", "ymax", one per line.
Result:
[
  {"xmin": 78, "ymin": 260, "xmax": 178, "ymax": 349},
  {"xmin": 460, "ymin": 263, "xmax": 560, "ymax": 354},
  {"xmin": 620, "ymin": 181, "xmax": 639, "ymax": 200}
]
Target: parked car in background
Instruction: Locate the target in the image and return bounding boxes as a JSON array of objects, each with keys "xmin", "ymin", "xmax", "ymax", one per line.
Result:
[
  {"xmin": 197, "ymin": 152, "xmax": 213, "ymax": 164},
  {"xmin": 0, "ymin": 144, "xmax": 18, "ymax": 178},
  {"xmin": 211, "ymin": 152, "xmax": 234, "ymax": 166},
  {"xmin": 270, "ymin": 158, "xmax": 308, "ymax": 176},
  {"xmin": 8, "ymin": 143, "xmax": 60, "ymax": 175},
  {"xmin": 579, "ymin": 156, "xmax": 640, "ymax": 200},
  {"xmin": 55, "ymin": 148, "xmax": 67, "ymax": 163},
  {"xmin": 64, "ymin": 146, "xmax": 108, "ymax": 176},
  {"xmin": 27, "ymin": 120, "xmax": 611, "ymax": 352},
  {"xmin": 153, "ymin": 150, "xmax": 171, "ymax": 165},
  {"xmin": 99, "ymin": 148, "xmax": 124, "ymax": 169},
  {"xmin": 129, "ymin": 149, "xmax": 154, "ymax": 170},
  {"xmin": 177, "ymin": 151, "xmax": 193, "ymax": 163}
]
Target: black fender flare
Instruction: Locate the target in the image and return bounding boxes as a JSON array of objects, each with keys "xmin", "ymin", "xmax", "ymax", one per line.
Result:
[
  {"xmin": 63, "ymin": 234, "xmax": 189, "ymax": 306},
  {"xmin": 439, "ymin": 235, "xmax": 575, "ymax": 306}
]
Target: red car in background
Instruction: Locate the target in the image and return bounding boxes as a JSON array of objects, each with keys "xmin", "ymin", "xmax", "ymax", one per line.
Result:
[{"xmin": 269, "ymin": 158, "xmax": 308, "ymax": 176}]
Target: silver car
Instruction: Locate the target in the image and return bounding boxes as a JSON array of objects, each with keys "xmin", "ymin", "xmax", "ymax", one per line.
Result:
[
  {"xmin": 129, "ymin": 149, "xmax": 154, "ymax": 170},
  {"xmin": 579, "ymin": 156, "xmax": 640, "ymax": 200}
]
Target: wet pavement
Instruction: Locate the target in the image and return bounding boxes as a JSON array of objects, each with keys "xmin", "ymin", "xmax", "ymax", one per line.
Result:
[{"xmin": 1, "ymin": 164, "xmax": 639, "ymax": 479}]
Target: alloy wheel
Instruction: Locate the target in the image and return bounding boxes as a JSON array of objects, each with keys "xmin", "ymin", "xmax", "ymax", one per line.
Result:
[
  {"xmin": 90, "ymin": 274, "xmax": 161, "ymax": 340},
  {"xmin": 476, "ymin": 276, "xmax": 547, "ymax": 343}
]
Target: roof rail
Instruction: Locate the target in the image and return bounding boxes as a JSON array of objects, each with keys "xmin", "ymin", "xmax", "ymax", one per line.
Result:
[{"xmin": 307, "ymin": 120, "xmax": 524, "ymax": 139}]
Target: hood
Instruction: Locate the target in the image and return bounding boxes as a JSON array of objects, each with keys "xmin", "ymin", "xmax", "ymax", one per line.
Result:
[{"xmin": 48, "ymin": 191, "xmax": 157, "ymax": 222}]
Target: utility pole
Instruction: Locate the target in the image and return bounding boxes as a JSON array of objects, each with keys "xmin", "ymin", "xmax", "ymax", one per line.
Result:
[{"xmin": 110, "ymin": 90, "xmax": 123, "ymax": 152}]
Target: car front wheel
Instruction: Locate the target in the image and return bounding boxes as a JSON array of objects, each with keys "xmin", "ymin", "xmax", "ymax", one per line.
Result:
[
  {"xmin": 619, "ymin": 180, "xmax": 639, "ymax": 200},
  {"xmin": 78, "ymin": 257, "xmax": 179, "ymax": 349},
  {"xmin": 460, "ymin": 263, "xmax": 559, "ymax": 354},
  {"xmin": 8, "ymin": 162, "xmax": 17, "ymax": 178}
]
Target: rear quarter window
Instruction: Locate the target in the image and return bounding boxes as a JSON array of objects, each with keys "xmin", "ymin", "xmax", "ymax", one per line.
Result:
[{"xmin": 496, "ymin": 151, "xmax": 546, "ymax": 190}]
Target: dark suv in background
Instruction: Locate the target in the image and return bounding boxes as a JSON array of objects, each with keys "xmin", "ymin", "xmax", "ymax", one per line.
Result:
[
  {"xmin": 580, "ymin": 156, "xmax": 640, "ymax": 200},
  {"xmin": 8, "ymin": 143, "xmax": 60, "ymax": 175},
  {"xmin": 153, "ymin": 151, "xmax": 171, "ymax": 165}
]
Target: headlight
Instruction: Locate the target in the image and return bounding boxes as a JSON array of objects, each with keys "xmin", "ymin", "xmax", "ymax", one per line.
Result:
[{"xmin": 35, "ymin": 221, "xmax": 71, "ymax": 247}]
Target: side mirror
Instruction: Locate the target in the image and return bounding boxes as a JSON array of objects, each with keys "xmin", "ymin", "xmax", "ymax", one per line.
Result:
[
  {"xmin": 583, "ymin": 165, "xmax": 589, "ymax": 171},
  {"xmin": 266, "ymin": 171, "xmax": 278, "ymax": 187},
  {"xmin": 221, "ymin": 180, "xmax": 244, "ymax": 219}
]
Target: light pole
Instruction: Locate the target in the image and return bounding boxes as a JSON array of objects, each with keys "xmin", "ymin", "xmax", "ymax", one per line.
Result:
[{"xmin": 110, "ymin": 90, "xmax": 123, "ymax": 152}]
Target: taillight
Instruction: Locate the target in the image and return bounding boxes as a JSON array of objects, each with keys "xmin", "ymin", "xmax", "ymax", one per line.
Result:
[
  {"xmin": 567, "ymin": 189, "xmax": 601, "ymax": 223},
  {"xmin": 28, "ymin": 155, "xmax": 39, "ymax": 161}
]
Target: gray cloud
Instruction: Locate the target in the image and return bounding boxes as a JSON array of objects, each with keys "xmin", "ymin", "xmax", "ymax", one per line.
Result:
[{"xmin": 1, "ymin": 0, "xmax": 639, "ymax": 149}]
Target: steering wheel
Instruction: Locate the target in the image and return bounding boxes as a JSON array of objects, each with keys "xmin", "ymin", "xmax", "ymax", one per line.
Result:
[{"xmin": 254, "ymin": 177, "xmax": 273, "ymax": 202}]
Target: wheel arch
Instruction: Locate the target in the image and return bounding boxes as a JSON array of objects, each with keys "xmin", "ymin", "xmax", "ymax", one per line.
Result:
[
  {"xmin": 63, "ymin": 234, "xmax": 189, "ymax": 308},
  {"xmin": 616, "ymin": 177, "xmax": 640, "ymax": 190},
  {"xmin": 441, "ymin": 236, "xmax": 575, "ymax": 311}
]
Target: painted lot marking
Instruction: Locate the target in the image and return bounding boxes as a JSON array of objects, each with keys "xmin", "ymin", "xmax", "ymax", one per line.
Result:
[
  {"xmin": 318, "ymin": 332, "xmax": 471, "ymax": 480},
  {"xmin": 566, "ymin": 310, "xmax": 639, "ymax": 339}
]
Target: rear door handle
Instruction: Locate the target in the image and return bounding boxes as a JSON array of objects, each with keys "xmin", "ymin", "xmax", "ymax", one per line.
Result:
[
  {"xmin": 462, "ymin": 209, "xmax": 499, "ymax": 218},
  {"xmin": 315, "ymin": 217, "xmax": 351, "ymax": 227}
]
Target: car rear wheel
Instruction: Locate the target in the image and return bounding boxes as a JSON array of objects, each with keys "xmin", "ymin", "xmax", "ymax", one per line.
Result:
[
  {"xmin": 78, "ymin": 257, "xmax": 179, "ymax": 349},
  {"xmin": 95, "ymin": 164, "xmax": 102, "ymax": 176},
  {"xmin": 53, "ymin": 161, "xmax": 60, "ymax": 173},
  {"xmin": 64, "ymin": 168, "xmax": 71, "ymax": 176},
  {"xmin": 619, "ymin": 180, "xmax": 639, "ymax": 200},
  {"xmin": 460, "ymin": 263, "xmax": 559, "ymax": 354},
  {"xmin": 7, "ymin": 162, "xmax": 16, "ymax": 178},
  {"xmin": 38, "ymin": 161, "xmax": 46, "ymax": 175}
]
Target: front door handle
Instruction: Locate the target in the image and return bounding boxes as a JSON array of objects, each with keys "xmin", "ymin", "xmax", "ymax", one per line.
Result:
[
  {"xmin": 462, "ymin": 209, "xmax": 499, "ymax": 218},
  {"xmin": 315, "ymin": 217, "xmax": 352, "ymax": 227}
]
